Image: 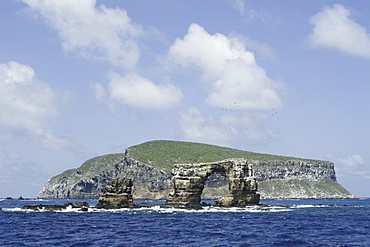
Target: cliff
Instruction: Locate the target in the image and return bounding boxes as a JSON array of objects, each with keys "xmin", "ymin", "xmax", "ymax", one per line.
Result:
[
  {"xmin": 38, "ymin": 140, "xmax": 355, "ymax": 200},
  {"xmin": 38, "ymin": 153, "xmax": 171, "ymax": 200}
]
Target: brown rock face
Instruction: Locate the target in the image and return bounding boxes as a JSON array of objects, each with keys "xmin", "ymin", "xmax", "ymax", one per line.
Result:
[
  {"xmin": 166, "ymin": 159, "xmax": 260, "ymax": 207},
  {"xmin": 95, "ymin": 177, "xmax": 134, "ymax": 209}
]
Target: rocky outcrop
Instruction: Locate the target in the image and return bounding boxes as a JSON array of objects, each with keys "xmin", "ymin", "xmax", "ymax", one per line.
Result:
[
  {"xmin": 166, "ymin": 159, "xmax": 260, "ymax": 207},
  {"xmin": 21, "ymin": 202, "xmax": 89, "ymax": 212},
  {"xmin": 38, "ymin": 149, "xmax": 355, "ymax": 200},
  {"xmin": 95, "ymin": 178, "xmax": 134, "ymax": 209}
]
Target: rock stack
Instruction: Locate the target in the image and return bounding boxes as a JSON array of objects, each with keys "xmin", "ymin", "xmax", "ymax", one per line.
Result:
[{"xmin": 95, "ymin": 177, "xmax": 134, "ymax": 209}]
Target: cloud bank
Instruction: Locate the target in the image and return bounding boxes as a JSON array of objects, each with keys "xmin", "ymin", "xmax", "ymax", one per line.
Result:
[
  {"xmin": 21, "ymin": 2, "xmax": 282, "ymax": 144},
  {"xmin": 22, "ymin": 0, "xmax": 142, "ymax": 69},
  {"xmin": 309, "ymin": 4, "xmax": 370, "ymax": 59},
  {"xmin": 23, "ymin": 0, "xmax": 183, "ymax": 110},
  {"xmin": 169, "ymin": 23, "xmax": 282, "ymax": 110}
]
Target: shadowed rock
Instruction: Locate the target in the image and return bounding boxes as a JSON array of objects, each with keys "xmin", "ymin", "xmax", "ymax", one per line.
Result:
[{"xmin": 21, "ymin": 202, "xmax": 90, "ymax": 212}]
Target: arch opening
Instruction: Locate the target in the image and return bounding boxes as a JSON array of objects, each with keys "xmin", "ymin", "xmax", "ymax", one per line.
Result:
[{"xmin": 202, "ymin": 173, "xmax": 228, "ymax": 200}]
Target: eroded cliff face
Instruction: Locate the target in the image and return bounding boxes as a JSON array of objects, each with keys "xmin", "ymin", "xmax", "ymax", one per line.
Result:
[
  {"xmin": 254, "ymin": 160, "xmax": 336, "ymax": 181},
  {"xmin": 38, "ymin": 154, "xmax": 171, "ymax": 200},
  {"xmin": 253, "ymin": 160, "xmax": 354, "ymax": 199},
  {"xmin": 38, "ymin": 152, "xmax": 355, "ymax": 200}
]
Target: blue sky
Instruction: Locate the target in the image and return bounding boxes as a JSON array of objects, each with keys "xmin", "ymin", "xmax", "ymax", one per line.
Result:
[{"xmin": 1, "ymin": 0, "xmax": 369, "ymax": 197}]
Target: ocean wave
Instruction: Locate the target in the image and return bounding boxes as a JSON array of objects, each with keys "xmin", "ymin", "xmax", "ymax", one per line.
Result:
[{"xmin": 1, "ymin": 205, "xmax": 298, "ymax": 213}]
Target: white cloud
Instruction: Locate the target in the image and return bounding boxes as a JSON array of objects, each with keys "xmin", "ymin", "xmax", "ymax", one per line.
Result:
[
  {"xmin": 92, "ymin": 82, "xmax": 115, "ymax": 111},
  {"xmin": 230, "ymin": 0, "xmax": 245, "ymax": 15},
  {"xmin": 22, "ymin": 0, "xmax": 142, "ymax": 69},
  {"xmin": 168, "ymin": 23, "xmax": 282, "ymax": 110},
  {"xmin": 179, "ymin": 107, "xmax": 236, "ymax": 146},
  {"xmin": 0, "ymin": 61, "xmax": 69, "ymax": 149},
  {"xmin": 207, "ymin": 59, "xmax": 281, "ymax": 109},
  {"xmin": 339, "ymin": 154, "xmax": 364, "ymax": 168},
  {"xmin": 92, "ymin": 82, "xmax": 106, "ymax": 103},
  {"xmin": 179, "ymin": 107, "xmax": 276, "ymax": 146},
  {"xmin": 108, "ymin": 73, "xmax": 183, "ymax": 110},
  {"xmin": 335, "ymin": 154, "xmax": 370, "ymax": 179},
  {"xmin": 309, "ymin": 4, "xmax": 370, "ymax": 59},
  {"xmin": 228, "ymin": 0, "xmax": 274, "ymax": 23},
  {"xmin": 222, "ymin": 112, "xmax": 277, "ymax": 142},
  {"xmin": 0, "ymin": 61, "xmax": 57, "ymax": 130},
  {"xmin": 230, "ymin": 33, "xmax": 275, "ymax": 60},
  {"xmin": 23, "ymin": 0, "xmax": 179, "ymax": 111}
]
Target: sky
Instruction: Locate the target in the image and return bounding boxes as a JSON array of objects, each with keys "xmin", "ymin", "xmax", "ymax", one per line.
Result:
[{"xmin": 1, "ymin": 0, "xmax": 369, "ymax": 198}]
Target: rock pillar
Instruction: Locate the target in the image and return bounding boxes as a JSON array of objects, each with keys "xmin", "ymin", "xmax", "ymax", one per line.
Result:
[{"xmin": 95, "ymin": 177, "xmax": 134, "ymax": 209}]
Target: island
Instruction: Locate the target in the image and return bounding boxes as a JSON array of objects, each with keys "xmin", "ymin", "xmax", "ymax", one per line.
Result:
[{"xmin": 38, "ymin": 140, "xmax": 355, "ymax": 200}]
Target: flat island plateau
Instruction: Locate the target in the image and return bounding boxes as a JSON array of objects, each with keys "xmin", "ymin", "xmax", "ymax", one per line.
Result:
[{"xmin": 38, "ymin": 140, "xmax": 355, "ymax": 200}]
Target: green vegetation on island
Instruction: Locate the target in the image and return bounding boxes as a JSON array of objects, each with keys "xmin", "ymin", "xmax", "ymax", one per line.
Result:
[
  {"xmin": 50, "ymin": 153, "xmax": 125, "ymax": 184},
  {"xmin": 127, "ymin": 140, "xmax": 321, "ymax": 171}
]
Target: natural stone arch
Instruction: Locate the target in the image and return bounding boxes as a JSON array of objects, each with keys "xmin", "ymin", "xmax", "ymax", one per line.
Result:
[{"xmin": 166, "ymin": 159, "xmax": 260, "ymax": 207}]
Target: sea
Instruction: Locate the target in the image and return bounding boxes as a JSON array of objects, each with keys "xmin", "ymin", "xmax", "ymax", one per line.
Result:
[{"xmin": 0, "ymin": 198, "xmax": 369, "ymax": 247}]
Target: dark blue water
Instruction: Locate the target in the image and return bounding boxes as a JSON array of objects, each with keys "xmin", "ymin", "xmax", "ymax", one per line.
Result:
[{"xmin": 1, "ymin": 198, "xmax": 369, "ymax": 246}]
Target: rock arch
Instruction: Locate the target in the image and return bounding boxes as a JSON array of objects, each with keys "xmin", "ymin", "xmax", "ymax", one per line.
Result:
[{"xmin": 166, "ymin": 159, "xmax": 260, "ymax": 207}]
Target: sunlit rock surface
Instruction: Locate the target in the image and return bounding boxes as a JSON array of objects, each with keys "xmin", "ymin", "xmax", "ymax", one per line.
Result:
[{"xmin": 166, "ymin": 159, "xmax": 260, "ymax": 207}]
